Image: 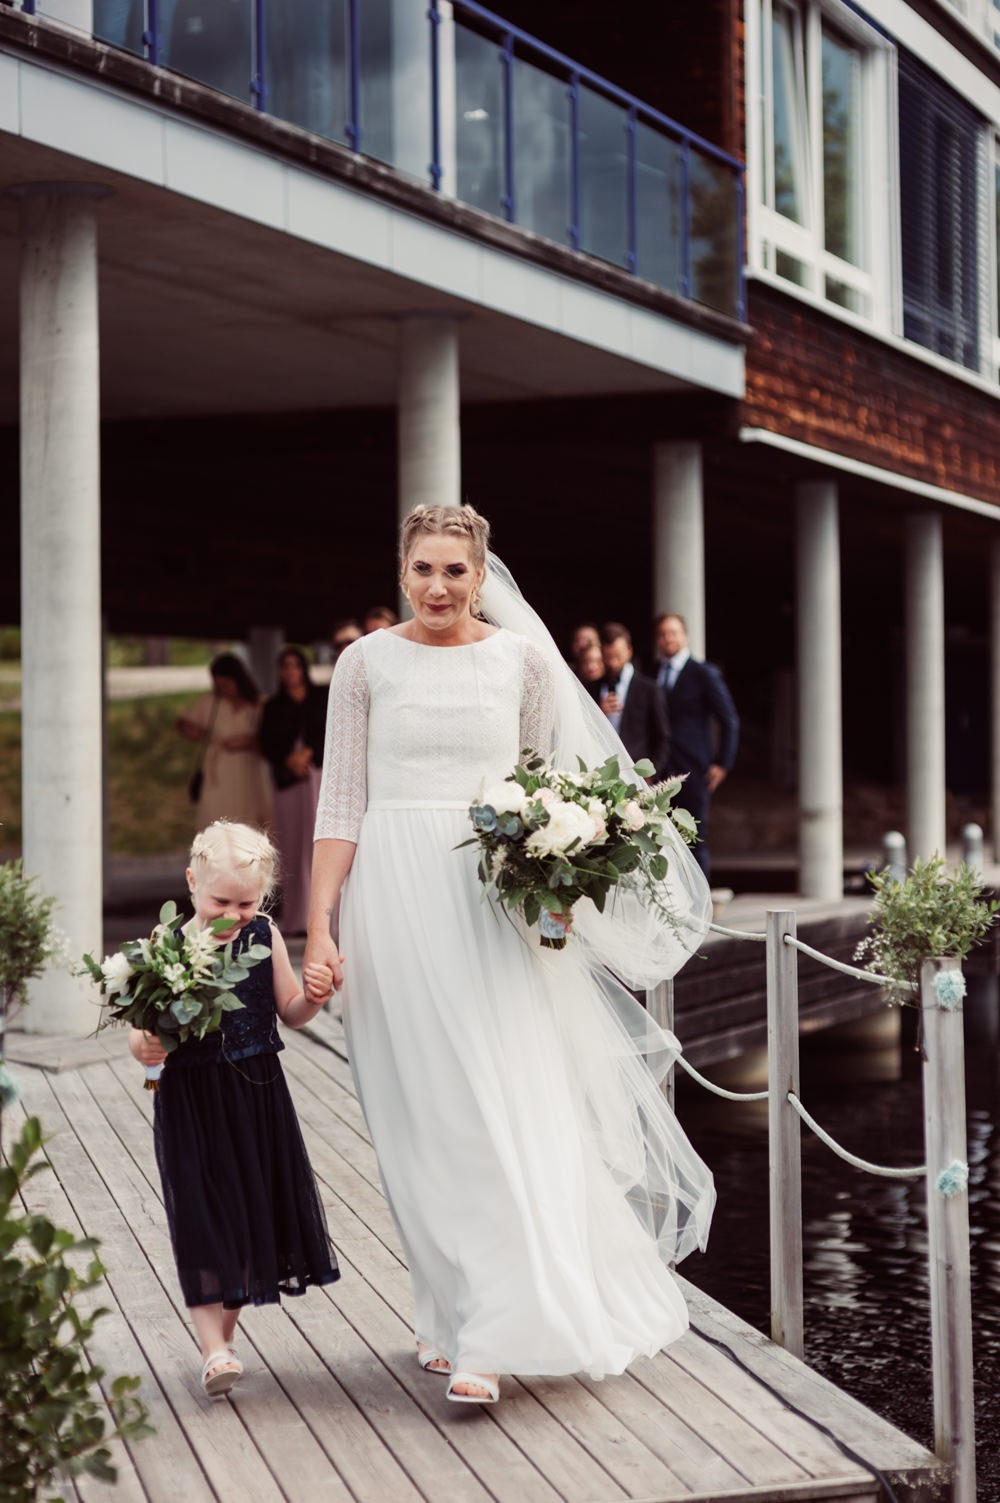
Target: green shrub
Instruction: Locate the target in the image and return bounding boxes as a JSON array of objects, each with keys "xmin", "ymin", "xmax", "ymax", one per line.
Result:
[
  {"xmin": 856, "ymin": 855, "xmax": 998, "ymax": 1001},
  {"xmin": 0, "ymin": 1117, "xmax": 152, "ymax": 1499},
  {"xmin": 0, "ymin": 861, "xmax": 63, "ymax": 1021}
]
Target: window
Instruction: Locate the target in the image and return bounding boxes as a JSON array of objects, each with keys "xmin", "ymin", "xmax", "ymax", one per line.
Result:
[
  {"xmin": 898, "ymin": 50, "xmax": 986, "ymax": 373},
  {"xmin": 753, "ymin": 0, "xmax": 894, "ymax": 326}
]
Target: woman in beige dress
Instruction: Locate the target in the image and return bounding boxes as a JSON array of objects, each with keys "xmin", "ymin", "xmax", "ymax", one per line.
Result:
[{"xmin": 178, "ymin": 653, "xmax": 273, "ymax": 831}]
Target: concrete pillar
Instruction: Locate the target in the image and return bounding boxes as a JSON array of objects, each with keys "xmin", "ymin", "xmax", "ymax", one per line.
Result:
[
  {"xmin": 652, "ymin": 441, "xmax": 705, "ymax": 659},
  {"xmin": 247, "ymin": 626, "xmax": 285, "ymax": 698},
  {"xmin": 14, "ymin": 184, "xmax": 109, "ymax": 1034},
  {"xmin": 391, "ymin": 0, "xmax": 456, "ymax": 192},
  {"xmin": 397, "ymin": 314, "xmax": 461, "ymax": 615},
  {"xmin": 904, "ymin": 513, "xmax": 946, "ymax": 862},
  {"xmin": 795, "ymin": 481, "xmax": 843, "ymax": 900},
  {"xmin": 991, "ymin": 539, "xmax": 1000, "ymax": 862}
]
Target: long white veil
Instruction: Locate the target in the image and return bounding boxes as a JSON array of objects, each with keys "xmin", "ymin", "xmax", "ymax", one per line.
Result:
[
  {"xmin": 479, "ymin": 552, "xmax": 716, "ymax": 1264},
  {"xmin": 479, "ymin": 552, "xmax": 713, "ymax": 991}
]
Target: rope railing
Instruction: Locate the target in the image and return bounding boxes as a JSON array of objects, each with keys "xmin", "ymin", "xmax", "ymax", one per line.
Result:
[{"xmin": 654, "ymin": 909, "xmax": 976, "ymax": 1499}]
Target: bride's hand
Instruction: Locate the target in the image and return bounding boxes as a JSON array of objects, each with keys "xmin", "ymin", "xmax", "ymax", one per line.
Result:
[
  {"xmin": 304, "ymin": 960, "xmax": 340, "ymax": 1002},
  {"xmin": 303, "ymin": 932, "xmax": 344, "ymax": 996}
]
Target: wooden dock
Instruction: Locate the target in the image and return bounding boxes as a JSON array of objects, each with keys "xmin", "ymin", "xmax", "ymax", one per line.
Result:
[{"xmin": 5, "ymin": 1015, "xmax": 948, "ymax": 1503}]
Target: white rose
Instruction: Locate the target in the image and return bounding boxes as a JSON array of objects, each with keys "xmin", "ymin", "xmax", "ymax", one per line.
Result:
[
  {"xmin": 163, "ymin": 962, "xmax": 188, "ymax": 992},
  {"xmin": 481, "ymin": 780, "xmax": 528, "ymax": 815},
  {"xmin": 526, "ymin": 799, "xmax": 598, "ymax": 857},
  {"xmin": 586, "ymin": 797, "xmax": 609, "ymax": 841},
  {"xmin": 621, "ymin": 800, "xmax": 646, "ymax": 832},
  {"xmin": 535, "ymin": 786, "xmax": 557, "ymax": 809},
  {"xmin": 100, "ymin": 952, "xmax": 134, "ymax": 996}
]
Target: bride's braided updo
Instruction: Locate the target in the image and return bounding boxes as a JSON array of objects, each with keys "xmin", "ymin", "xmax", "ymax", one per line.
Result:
[{"xmin": 399, "ymin": 504, "xmax": 491, "ymax": 573}]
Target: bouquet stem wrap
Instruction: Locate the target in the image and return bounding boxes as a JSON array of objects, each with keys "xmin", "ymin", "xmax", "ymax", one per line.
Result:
[{"xmin": 144, "ymin": 1063, "xmax": 164, "ymax": 1092}]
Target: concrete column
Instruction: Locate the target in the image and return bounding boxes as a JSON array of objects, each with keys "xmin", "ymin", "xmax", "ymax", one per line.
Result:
[
  {"xmin": 796, "ymin": 481, "xmax": 843, "ymax": 900},
  {"xmin": 397, "ymin": 315, "xmax": 461, "ymax": 615},
  {"xmin": 14, "ymin": 184, "xmax": 109, "ymax": 1034},
  {"xmin": 904, "ymin": 513, "xmax": 946, "ymax": 863},
  {"xmin": 992, "ymin": 540, "xmax": 1000, "ymax": 863},
  {"xmin": 247, "ymin": 626, "xmax": 285, "ymax": 698},
  {"xmin": 651, "ymin": 441, "xmax": 705, "ymax": 659}
]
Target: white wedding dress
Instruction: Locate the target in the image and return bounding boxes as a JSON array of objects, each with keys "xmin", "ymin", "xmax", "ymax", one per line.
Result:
[{"xmin": 315, "ymin": 626, "xmax": 714, "ymax": 1378}]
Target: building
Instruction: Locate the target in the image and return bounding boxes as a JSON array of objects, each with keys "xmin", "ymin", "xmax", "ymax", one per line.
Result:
[{"xmin": 2, "ymin": 0, "xmax": 998, "ymax": 1029}]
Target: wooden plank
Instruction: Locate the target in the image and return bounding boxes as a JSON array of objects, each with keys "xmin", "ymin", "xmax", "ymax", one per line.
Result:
[{"xmin": 680, "ymin": 1279, "xmax": 950, "ymax": 1497}]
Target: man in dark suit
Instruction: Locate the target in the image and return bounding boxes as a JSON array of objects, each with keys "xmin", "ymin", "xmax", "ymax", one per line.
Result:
[
  {"xmin": 599, "ymin": 622, "xmax": 671, "ymax": 780},
  {"xmin": 654, "ymin": 612, "xmax": 739, "ymax": 878}
]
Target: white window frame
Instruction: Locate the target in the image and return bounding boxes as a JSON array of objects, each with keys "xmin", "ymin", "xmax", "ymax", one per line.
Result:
[{"xmin": 747, "ymin": 0, "xmax": 898, "ymax": 334}]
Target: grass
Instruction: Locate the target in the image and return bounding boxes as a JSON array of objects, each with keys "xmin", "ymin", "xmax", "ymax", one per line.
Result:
[{"xmin": 0, "ymin": 693, "xmax": 202, "ymax": 857}]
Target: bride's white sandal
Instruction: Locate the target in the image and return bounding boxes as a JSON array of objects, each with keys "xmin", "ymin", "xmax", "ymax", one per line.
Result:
[
  {"xmin": 417, "ymin": 1344, "xmax": 452, "ymax": 1376},
  {"xmin": 446, "ymin": 1371, "xmax": 500, "ymax": 1405}
]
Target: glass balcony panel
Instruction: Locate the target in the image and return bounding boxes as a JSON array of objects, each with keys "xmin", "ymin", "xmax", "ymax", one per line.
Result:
[
  {"xmin": 157, "ymin": 0, "xmax": 253, "ymax": 103},
  {"xmin": 93, "ymin": 0, "xmax": 145, "ymax": 56},
  {"xmin": 456, "ymin": 24, "xmax": 505, "ymax": 216},
  {"xmin": 634, "ymin": 122, "xmax": 682, "ymax": 293},
  {"xmin": 266, "ymin": 0, "xmax": 349, "ymax": 144},
  {"xmin": 577, "ymin": 86, "xmax": 628, "ymax": 268},
  {"xmin": 512, "ymin": 57, "xmax": 571, "ymax": 245},
  {"xmin": 357, "ymin": 0, "xmax": 393, "ymax": 166},
  {"xmin": 688, "ymin": 150, "xmax": 739, "ymax": 316}
]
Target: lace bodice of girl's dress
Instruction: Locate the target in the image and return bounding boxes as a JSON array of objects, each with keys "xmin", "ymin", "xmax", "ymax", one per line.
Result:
[
  {"xmin": 165, "ymin": 917, "xmax": 283, "ymax": 1068},
  {"xmin": 315, "ymin": 629, "xmax": 554, "ymax": 841}
]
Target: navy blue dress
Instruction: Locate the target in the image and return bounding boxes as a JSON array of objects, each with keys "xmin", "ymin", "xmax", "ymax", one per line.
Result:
[{"xmin": 153, "ymin": 917, "xmax": 339, "ymax": 1309}]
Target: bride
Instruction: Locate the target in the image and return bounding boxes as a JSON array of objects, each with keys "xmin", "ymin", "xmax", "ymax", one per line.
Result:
[{"xmin": 303, "ymin": 504, "xmax": 715, "ymax": 1405}]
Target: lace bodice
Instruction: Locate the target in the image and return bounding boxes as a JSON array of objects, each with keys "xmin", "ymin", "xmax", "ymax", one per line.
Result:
[
  {"xmin": 164, "ymin": 917, "xmax": 283, "ymax": 1068},
  {"xmin": 315, "ymin": 629, "xmax": 555, "ymax": 841}
]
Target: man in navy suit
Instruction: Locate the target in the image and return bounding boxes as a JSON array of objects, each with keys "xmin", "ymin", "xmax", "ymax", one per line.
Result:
[
  {"xmin": 654, "ymin": 612, "xmax": 739, "ymax": 878},
  {"xmin": 599, "ymin": 623, "xmax": 671, "ymax": 780}
]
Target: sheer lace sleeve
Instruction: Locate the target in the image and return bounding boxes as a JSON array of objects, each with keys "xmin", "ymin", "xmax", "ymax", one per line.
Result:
[
  {"xmin": 519, "ymin": 640, "xmax": 556, "ymax": 758},
  {"xmin": 314, "ymin": 640, "xmax": 370, "ymax": 842}
]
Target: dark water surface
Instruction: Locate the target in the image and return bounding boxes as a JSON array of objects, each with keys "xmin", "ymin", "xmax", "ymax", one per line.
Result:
[{"xmin": 679, "ymin": 1023, "xmax": 1000, "ymax": 1498}]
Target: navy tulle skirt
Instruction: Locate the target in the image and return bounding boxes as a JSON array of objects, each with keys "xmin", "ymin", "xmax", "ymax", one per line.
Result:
[{"xmin": 154, "ymin": 1052, "xmax": 339, "ymax": 1309}]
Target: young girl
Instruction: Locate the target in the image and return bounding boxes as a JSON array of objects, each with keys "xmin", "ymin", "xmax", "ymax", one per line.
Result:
[{"xmin": 131, "ymin": 821, "xmax": 339, "ymax": 1398}]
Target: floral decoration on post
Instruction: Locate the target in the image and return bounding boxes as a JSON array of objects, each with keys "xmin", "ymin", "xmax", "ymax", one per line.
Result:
[
  {"xmin": 459, "ymin": 749, "xmax": 697, "ymax": 951},
  {"xmin": 79, "ymin": 901, "xmax": 269, "ymax": 1089},
  {"xmin": 854, "ymin": 855, "xmax": 997, "ymax": 1004}
]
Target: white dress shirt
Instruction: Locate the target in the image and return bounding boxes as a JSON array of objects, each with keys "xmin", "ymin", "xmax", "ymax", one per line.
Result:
[
  {"xmin": 600, "ymin": 659, "xmax": 634, "ymax": 733},
  {"xmin": 658, "ymin": 647, "xmax": 690, "ymax": 691}
]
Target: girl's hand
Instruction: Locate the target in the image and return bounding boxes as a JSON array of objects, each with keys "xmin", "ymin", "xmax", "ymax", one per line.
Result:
[
  {"xmin": 303, "ymin": 958, "xmax": 340, "ymax": 1003},
  {"xmin": 129, "ymin": 1028, "xmax": 167, "ymax": 1066}
]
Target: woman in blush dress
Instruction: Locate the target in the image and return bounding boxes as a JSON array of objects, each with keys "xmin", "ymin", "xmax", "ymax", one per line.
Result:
[
  {"xmin": 260, "ymin": 647, "xmax": 328, "ymax": 935},
  {"xmin": 303, "ymin": 505, "xmax": 714, "ymax": 1405},
  {"xmin": 177, "ymin": 653, "xmax": 272, "ymax": 833}
]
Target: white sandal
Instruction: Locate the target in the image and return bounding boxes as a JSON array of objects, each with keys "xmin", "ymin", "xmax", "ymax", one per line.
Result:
[
  {"xmin": 417, "ymin": 1345, "xmax": 452, "ymax": 1376},
  {"xmin": 446, "ymin": 1371, "xmax": 500, "ymax": 1405},
  {"xmin": 201, "ymin": 1347, "xmax": 243, "ymax": 1398}
]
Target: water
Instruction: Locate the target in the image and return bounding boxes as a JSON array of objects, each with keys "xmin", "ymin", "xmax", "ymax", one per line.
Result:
[{"xmin": 679, "ymin": 1022, "xmax": 1000, "ymax": 1498}]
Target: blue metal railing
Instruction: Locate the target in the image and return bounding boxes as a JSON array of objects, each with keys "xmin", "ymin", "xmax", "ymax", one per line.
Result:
[{"xmin": 23, "ymin": 0, "xmax": 745, "ymax": 320}]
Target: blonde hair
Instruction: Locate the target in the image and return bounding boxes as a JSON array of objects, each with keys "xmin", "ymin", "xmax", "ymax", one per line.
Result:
[
  {"xmin": 188, "ymin": 821, "xmax": 279, "ymax": 906},
  {"xmin": 399, "ymin": 504, "xmax": 491, "ymax": 574}
]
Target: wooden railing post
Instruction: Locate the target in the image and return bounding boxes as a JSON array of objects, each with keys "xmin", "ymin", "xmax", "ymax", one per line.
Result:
[
  {"xmin": 921, "ymin": 958, "xmax": 976, "ymax": 1502},
  {"xmin": 646, "ymin": 978, "xmax": 676, "ymax": 1111},
  {"xmin": 766, "ymin": 910, "xmax": 803, "ymax": 1357}
]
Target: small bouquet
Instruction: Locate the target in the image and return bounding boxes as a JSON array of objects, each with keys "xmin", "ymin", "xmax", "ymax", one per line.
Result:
[
  {"xmin": 461, "ymin": 750, "xmax": 697, "ymax": 950},
  {"xmin": 80, "ymin": 901, "xmax": 270, "ymax": 1089}
]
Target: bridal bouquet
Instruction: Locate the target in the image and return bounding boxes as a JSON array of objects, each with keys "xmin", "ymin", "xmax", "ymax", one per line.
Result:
[
  {"xmin": 461, "ymin": 750, "xmax": 697, "ymax": 949},
  {"xmin": 80, "ymin": 901, "xmax": 269, "ymax": 1088}
]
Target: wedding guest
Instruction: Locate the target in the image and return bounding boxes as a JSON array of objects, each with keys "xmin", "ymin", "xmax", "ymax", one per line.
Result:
[
  {"xmin": 569, "ymin": 621, "xmax": 600, "ymax": 665},
  {"xmin": 600, "ymin": 622, "xmax": 670, "ymax": 780},
  {"xmin": 304, "ymin": 504, "xmax": 713, "ymax": 1407},
  {"xmin": 363, "ymin": 605, "xmax": 398, "ymax": 633},
  {"xmin": 331, "ymin": 618, "xmax": 362, "ymax": 659},
  {"xmin": 129, "ymin": 822, "xmax": 338, "ymax": 1398},
  {"xmin": 177, "ymin": 653, "xmax": 272, "ymax": 832},
  {"xmin": 260, "ymin": 647, "xmax": 329, "ymax": 935},
  {"xmin": 654, "ymin": 612, "xmax": 739, "ymax": 879},
  {"xmin": 575, "ymin": 643, "xmax": 606, "ymax": 701}
]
